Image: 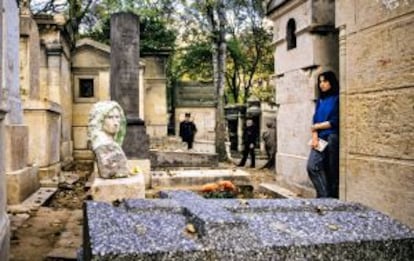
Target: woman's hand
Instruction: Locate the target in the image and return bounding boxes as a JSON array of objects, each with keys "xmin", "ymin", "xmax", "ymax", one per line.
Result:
[
  {"xmin": 311, "ymin": 136, "xmax": 319, "ymax": 149},
  {"xmin": 311, "ymin": 131, "xmax": 319, "ymax": 149}
]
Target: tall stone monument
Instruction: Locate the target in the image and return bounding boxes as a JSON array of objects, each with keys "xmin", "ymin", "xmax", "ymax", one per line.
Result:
[{"xmin": 110, "ymin": 13, "xmax": 149, "ymax": 159}]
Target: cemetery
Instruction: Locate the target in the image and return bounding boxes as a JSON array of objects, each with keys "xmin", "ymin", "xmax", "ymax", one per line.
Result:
[{"xmin": 0, "ymin": 0, "xmax": 413, "ymax": 260}]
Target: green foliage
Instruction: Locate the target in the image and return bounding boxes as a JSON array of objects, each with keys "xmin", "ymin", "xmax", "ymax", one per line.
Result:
[
  {"xmin": 176, "ymin": 0, "xmax": 274, "ymax": 104},
  {"xmin": 172, "ymin": 41, "xmax": 213, "ymax": 81},
  {"xmin": 140, "ymin": 17, "xmax": 177, "ymax": 53},
  {"xmin": 81, "ymin": 2, "xmax": 177, "ymax": 53},
  {"xmin": 202, "ymin": 191, "xmax": 237, "ymax": 199}
]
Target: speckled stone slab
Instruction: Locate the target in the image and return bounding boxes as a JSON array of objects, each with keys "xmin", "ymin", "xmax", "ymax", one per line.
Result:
[{"xmin": 83, "ymin": 191, "xmax": 414, "ymax": 260}]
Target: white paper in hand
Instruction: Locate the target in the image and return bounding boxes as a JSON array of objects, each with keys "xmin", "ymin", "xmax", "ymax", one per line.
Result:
[{"xmin": 308, "ymin": 138, "xmax": 328, "ymax": 152}]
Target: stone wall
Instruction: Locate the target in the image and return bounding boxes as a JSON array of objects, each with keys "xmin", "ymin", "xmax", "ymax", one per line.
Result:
[
  {"xmin": 142, "ymin": 54, "xmax": 169, "ymax": 137},
  {"xmin": 3, "ymin": 1, "xmax": 40, "ymax": 204},
  {"xmin": 267, "ymin": 0, "xmax": 338, "ymax": 191},
  {"xmin": 22, "ymin": 14, "xmax": 75, "ymax": 182},
  {"xmin": 72, "ymin": 39, "xmax": 112, "ymax": 167},
  {"xmin": 336, "ymin": 0, "xmax": 414, "ymax": 227},
  {"xmin": 1, "ymin": 0, "xmax": 16, "ymax": 258},
  {"xmin": 175, "ymin": 107, "xmax": 216, "ymax": 141}
]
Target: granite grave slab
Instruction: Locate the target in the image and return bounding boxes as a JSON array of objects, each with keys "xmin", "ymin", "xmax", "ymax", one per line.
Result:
[{"xmin": 83, "ymin": 191, "xmax": 414, "ymax": 260}]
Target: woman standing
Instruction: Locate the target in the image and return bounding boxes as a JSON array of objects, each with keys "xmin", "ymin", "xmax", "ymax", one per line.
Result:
[{"xmin": 307, "ymin": 71, "xmax": 340, "ymax": 198}]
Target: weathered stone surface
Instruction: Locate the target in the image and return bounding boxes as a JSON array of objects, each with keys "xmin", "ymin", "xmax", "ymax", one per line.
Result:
[
  {"xmin": 72, "ymin": 103, "xmax": 92, "ymax": 126},
  {"xmin": 1, "ymin": 1, "xmax": 21, "ymax": 258},
  {"xmin": 345, "ymin": 16, "xmax": 414, "ymax": 93},
  {"xmin": 122, "ymin": 121, "xmax": 150, "ymax": 158},
  {"xmin": 73, "ymin": 150, "xmax": 94, "ymax": 160},
  {"xmin": 0, "ymin": 216, "xmax": 10, "ymax": 261},
  {"xmin": 38, "ymin": 162, "xmax": 61, "ymax": 181},
  {"xmin": 336, "ymin": 0, "xmax": 414, "ymax": 34},
  {"xmin": 4, "ymin": 0, "xmax": 23, "ymax": 124},
  {"xmin": 0, "ymin": 117, "xmax": 10, "ymax": 260},
  {"xmin": 128, "ymin": 159, "xmax": 151, "ymax": 189},
  {"xmin": 110, "ymin": 13, "xmax": 150, "ymax": 159},
  {"xmin": 275, "ymin": 93, "xmax": 315, "ymax": 187},
  {"xmin": 150, "ymin": 150, "xmax": 218, "ymax": 168},
  {"xmin": 6, "ymin": 166, "xmax": 40, "ymax": 204},
  {"xmin": 269, "ymin": 0, "xmax": 337, "ymax": 75},
  {"xmin": 95, "ymin": 143, "xmax": 129, "ymax": 179},
  {"xmin": 175, "ymin": 107, "xmax": 216, "ymax": 141},
  {"xmin": 20, "ymin": 15, "xmax": 41, "ymax": 100},
  {"xmin": 110, "ymin": 12, "xmax": 140, "ymax": 116},
  {"xmin": 88, "ymin": 100, "xmax": 136, "ymax": 179},
  {"xmin": 151, "ymin": 169, "xmax": 251, "ymax": 188},
  {"xmin": 346, "ymin": 89, "xmax": 414, "ymax": 160},
  {"xmin": 143, "ymin": 55, "xmax": 169, "ymax": 137},
  {"xmin": 4, "ymin": 125, "xmax": 28, "ymax": 171},
  {"xmin": 84, "ymin": 191, "xmax": 414, "ymax": 260},
  {"xmin": 90, "ymin": 174, "xmax": 145, "ymax": 202},
  {"xmin": 337, "ymin": 0, "xmax": 414, "ymax": 228},
  {"xmin": 25, "ymin": 109, "xmax": 60, "ymax": 167},
  {"xmin": 343, "ymin": 155, "xmax": 414, "ymax": 227}
]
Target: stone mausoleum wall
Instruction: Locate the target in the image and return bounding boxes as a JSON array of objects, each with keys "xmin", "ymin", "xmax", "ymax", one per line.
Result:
[
  {"xmin": 336, "ymin": 0, "xmax": 414, "ymax": 227},
  {"xmin": 267, "ymin": 0, "xmax": 338, "ymax": 192}
]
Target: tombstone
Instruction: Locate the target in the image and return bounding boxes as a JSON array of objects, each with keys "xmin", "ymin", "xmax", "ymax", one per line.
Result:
[
  {"xmin": 110, "ymin": 12, "xmax": 151, "ymax": 188},
  {"xmin": 87, "ymin": 101, "xmax": 145, "ymax": 202},
  {"xmin": 83, "ymin": 191, "xmax": 414, "ymax": 260},
  {"xmin": 110, "ymin": 12, "xmax": 149, "ymax": 159}
]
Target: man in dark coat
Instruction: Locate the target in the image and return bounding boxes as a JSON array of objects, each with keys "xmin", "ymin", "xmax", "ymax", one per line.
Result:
[
  {"xmin": 179, "ymin": 113, "xmax": 197, "ymax": 149},
  {"xmin": 261, "ymin": 120, "xmax": 276, "ymax": 169},
  {"xmin": 238, "ymin": 118, "xmax": 258, "ymax": 168}
]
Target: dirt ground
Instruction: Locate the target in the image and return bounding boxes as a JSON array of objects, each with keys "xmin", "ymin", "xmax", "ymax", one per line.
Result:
[{"xmin": 8, "ymin": 163, "xmax": 276, "ymax": 261}]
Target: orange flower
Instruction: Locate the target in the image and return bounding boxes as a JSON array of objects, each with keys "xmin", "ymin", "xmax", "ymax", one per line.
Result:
[
  {"xmin": 217, "ymin": 180, "xmax": 236, "ymax": 191},
  {"xmin": 201, "ymin": 183, "xmax": 219, "ymax": 193}
]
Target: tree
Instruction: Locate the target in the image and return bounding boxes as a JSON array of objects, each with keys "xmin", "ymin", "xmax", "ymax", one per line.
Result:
[
  {"xmin": 225, "ymin": 0, "xmax": 273, "ymax": 104},
  {"xmin": 180, "ymin": 0, "xmax": 228, "ymax": 161},
  {"xmin": 30, "ymin": 0, "xmax": 95, "ymax": 47}
]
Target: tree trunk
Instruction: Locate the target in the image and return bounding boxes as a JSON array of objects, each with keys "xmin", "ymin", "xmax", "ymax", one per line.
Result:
[
  {"xmin": 214, "ymin": 41, "xmax": 227, "ymax": 161},
  {"xmin": 214, "ymin": 0, "xmax": 228, "ymax": 161}
]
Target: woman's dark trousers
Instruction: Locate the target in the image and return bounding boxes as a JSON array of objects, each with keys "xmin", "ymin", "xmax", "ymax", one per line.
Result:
[{"xmin": 307, "ymin": 134, "xmax": 339, "ymax": 198}]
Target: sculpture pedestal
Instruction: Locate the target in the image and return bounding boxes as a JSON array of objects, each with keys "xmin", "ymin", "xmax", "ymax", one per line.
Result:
[
  {"xmin": 128, "ymin": 159, "xmax": 151, "ymax": 189},
  {"xmin": 90, "ymin": 174, "xmax": 145, "ymax": 202}
]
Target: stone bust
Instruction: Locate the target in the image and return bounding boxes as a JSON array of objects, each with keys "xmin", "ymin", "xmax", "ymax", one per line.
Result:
[{"xmin": 88, "ymin": 101, "xmax": 130, "ymax": 179}]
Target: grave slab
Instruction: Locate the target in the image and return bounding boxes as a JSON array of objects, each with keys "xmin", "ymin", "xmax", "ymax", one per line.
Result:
[
  {"xmin": 151, "ymin": 169, "xmax": 250, "ymax": 188},
  {"xmin": 84, "ymin": 191, "xmax": 414, "ymax": 260}
]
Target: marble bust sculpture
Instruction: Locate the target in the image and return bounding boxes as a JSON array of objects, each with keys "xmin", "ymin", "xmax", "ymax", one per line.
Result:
[{"xmin": 88, "ymin": 101, "xmax": 130, "ymax": 179}]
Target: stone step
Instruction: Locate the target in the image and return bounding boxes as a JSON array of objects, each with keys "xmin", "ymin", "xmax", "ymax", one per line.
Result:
[
  {"xmin": 40, "ymin": 178, "xmax": 59, "ymax": 187},
  {"xmin": 60, "ymin": 171, "xmax": 80, "ymax": 185},
  {"xmin": 258, "ymin": 183, "xmax": 299, "ymax": 199},
  {"xmin": 20, "ymin": 187, "xmax": 58, "ymax": 211}
]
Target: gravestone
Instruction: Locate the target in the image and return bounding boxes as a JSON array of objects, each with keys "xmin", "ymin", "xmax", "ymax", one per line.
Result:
[
  {"xmin": 83, "ymin": 191, "xmax": 414, "ymax": 260},
  {"xmin": 110, "ymin": 12, "xmax": 149, "ymax": 159}
]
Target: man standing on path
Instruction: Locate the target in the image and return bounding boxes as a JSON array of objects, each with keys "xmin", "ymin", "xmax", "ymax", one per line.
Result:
[
  {"xmin": 237, "ymin": 118, "xmax": 258, "ymax": 168},
  {"xmin": 179, "ymin": 113, "xmax": 197, "ymax": 150},
  {"xmin": 261, "ymin": 120, "xmax": 276, "ymax": 169}
]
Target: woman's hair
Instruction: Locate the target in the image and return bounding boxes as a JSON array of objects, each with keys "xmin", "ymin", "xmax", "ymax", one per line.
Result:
[
  {"xmin": 88, "ymin": 101, "xmax": 126, "ymax": 149},
  {"xmin": 317, "ymin": 71, "xmax": 339, "ymax": 98}
]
